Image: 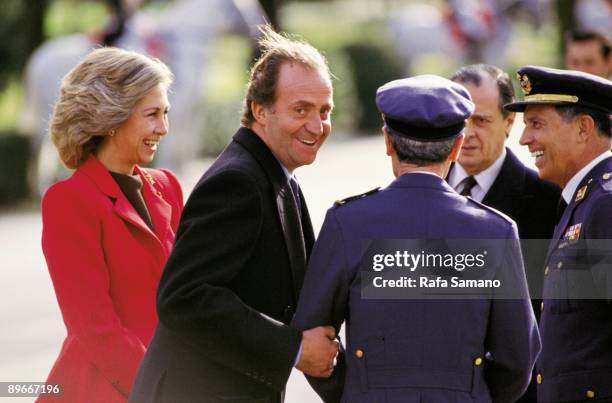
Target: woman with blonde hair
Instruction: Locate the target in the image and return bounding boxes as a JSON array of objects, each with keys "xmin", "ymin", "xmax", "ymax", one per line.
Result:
[{"xmin": 39, "ymin": 47, "xmax": 183, "ymax": 402}]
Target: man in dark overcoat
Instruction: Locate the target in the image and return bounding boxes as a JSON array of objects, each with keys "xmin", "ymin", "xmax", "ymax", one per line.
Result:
[{"xmin": 130, "ymin": 26, "xmax": 338, "ymax": 403}]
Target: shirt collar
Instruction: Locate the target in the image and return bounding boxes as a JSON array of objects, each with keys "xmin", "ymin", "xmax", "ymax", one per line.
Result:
[
  {"xmin": 406, "ymin": 171, "xmax": 442, "ymax": 177},
  {"xmin": 449, "ymin": 148, "xmax": 506, "ymax": 201},
  {"xmin": 562, "ymin": 150, "xmax": 612, "ymax": 203},
  {"xmin": 473, "ymin": 148, "xmax": 506, "ymax": 196},
  {"xmin": 271, "ymin": 153, "xmax": 294, "ymax": 182}
]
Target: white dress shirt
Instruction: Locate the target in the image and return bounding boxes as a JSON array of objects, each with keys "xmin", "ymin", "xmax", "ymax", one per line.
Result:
[{"xmin": 448, "ymin": 148, "xmax": 506, "ymax": 202}]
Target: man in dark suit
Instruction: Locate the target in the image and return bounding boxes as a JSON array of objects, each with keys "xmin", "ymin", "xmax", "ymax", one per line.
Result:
[
  {"xmin": 130, "ymin": 26, "xmax": 338, "ymax": 403},
  {"xmin": 292, "ymin": 75, "xmax": 540, "ymax": 403},
  {"xmin": 448, "ymin": 64, "xmax": 560, "ymax": 242},
  {"xmin": 449, "ymin": 64, "xmax": 560, "ymax": 402},
  {"xmin": 506, "ymin": 66, "xmax": 612, "ymax": 403}
]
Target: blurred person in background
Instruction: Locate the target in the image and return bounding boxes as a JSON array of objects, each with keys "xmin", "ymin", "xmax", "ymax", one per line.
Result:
[
  {"xmin": 574, "ymin": 0, "xmax": 612, "ymax": 39},
  {"xmin": 565, "ymin": 30, "xmax": 611, "ymax": 79},
  {"xmin": 22, "ymin": 0, "xmax": 267, "ymax": 193},
  {"xmin": 38, "ymin": 47, "xmax": 183, "ymax": 402},
  {"xmin": 94, "ymin": 0, "xmax": 142, "ymax": 47}
]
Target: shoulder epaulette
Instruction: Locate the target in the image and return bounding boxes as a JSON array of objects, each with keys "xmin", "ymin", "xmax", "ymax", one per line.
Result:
[
  {"xmin": 334, "ymin": 187, "xmax": 380, "ymax": 207},
  {"xmin": 568, "ymin": 171, "xmax": 612, "ymax": 201},
  {"xmin": 600, "ymin": 172, "xmax": 612, "ymax": 192}
]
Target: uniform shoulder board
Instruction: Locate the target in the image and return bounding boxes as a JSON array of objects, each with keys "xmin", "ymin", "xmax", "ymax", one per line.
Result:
[
  {"xmin": 600, "ymin": 172, "xmax": 612, "ymax": 192},
  {"xmin": 334, "ymin": 187, "xmax": 380, "ymax": 207}
]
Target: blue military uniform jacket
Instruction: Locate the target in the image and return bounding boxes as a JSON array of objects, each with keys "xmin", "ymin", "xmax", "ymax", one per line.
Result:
[
  {"xmin": 537, "ymin": 156, "xmax": 612, "ymax": 403},
  {"xmin": 292, "ymin": 172, "xmax": 540, "ymax": 403}
]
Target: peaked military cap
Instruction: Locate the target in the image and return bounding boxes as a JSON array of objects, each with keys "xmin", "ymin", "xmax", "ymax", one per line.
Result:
[
  {"xmin": 375, "ymin": 75, "xmax": 475, "ymax": 141},
  {"xmin": 505, "ymin": 65, "xmax": 612, "ymax": 113}
]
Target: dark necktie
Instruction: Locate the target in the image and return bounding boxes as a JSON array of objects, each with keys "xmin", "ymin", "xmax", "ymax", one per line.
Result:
[
  {"xmin": 459, "ymin": 176, "xmax": 477, "ymax": 197},
  {"xmin": 289, "ymin": 177, "xmax": 301, "ymax": 212},
  {"xmin": 556, "ymin": 198, "xmax": 568, "ymax": 223}
]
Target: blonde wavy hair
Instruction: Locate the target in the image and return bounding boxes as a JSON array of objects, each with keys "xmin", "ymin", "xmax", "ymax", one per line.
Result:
[{"xmin": 50, "ymin": 47, "xmax": 173, "ymax": 169}]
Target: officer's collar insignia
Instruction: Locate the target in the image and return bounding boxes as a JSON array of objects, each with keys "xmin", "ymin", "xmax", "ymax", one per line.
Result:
[
  {"xmin": 575, "ymin": 185, "xmax": 588, "ymax": 202},
  {"xmin": 603, "ymin": 172, "xmax": 611, "ymax": 180},
  {"xmin": 563, "ymin": 223, "xmax": 582, "ymax": 241},
  {"xmin": 517, "ymin": 73, "xmax": 532, "ymax": 95}
]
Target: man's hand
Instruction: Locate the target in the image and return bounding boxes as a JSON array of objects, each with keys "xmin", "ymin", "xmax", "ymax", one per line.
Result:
[{"xmin": 296, "ymin": 326, "xmax": 339, "ymax": 378}]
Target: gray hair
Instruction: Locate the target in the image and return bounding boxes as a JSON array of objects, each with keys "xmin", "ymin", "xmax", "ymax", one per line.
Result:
[
  {"xmin": 555, "ymin": 105, "xmax": 611, "ymax": 139},
  {"xmin": 451, "ymin": 64, "xmax": 514, "ymax": 117},
  {"xmin": 50, "ymin": 47, "xmax": 173, "ymax": 169},
  {"xmin": 387, "ymin": 129, "xmax": 457, "ymax": 165}
]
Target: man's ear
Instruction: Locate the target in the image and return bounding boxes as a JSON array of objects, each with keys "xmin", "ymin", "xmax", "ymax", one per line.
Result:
[
  {"xmin": 576, "ymin": 114, "xmax": 596, "ymax": 143},
  {"xmin": 448, "ymin": 133, "xmax": 465, "ymax": 162},
  {"xmin": 383, "ymin": 128, "xmax": 394, "ymax": 157},
  {"xmin": 504, "ymin": 112, "xmax": 516, "ymax": 138},
  {"xmin": 251, "ymin": 101, "xmax": 268, "ymax": 125}
]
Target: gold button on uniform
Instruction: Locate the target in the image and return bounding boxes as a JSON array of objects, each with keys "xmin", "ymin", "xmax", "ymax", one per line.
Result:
[
  {"xmin": 540, "ymin": 302, "xmax": 544, "ymax": 312},
  {"xmin": 355, "ymin": 349, "xmax": 364, "ymax": 359},
  {"xmin": 557, "ymin": 261, "xmax": 563, "ymax": 269},
  {"xmin": 474, "ymin": 357, "xmax": 482, "ymax": 366},
  {"xmin": 586, "ymin": 390, "xmax": 595, "ymax": 399},
  {"xmin": 536, "ymin": 374, "xmax": 542, "ymax": 384},
  {"xmin": 603, "ymin": 173, "xmax": 611, "ymax": 180},
  {"xmin": 544, "ymin": 266, "xmax": 549, "ymax": 275}
]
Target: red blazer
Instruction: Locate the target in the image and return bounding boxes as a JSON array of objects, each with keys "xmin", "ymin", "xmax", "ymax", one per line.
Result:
[{"xmin": 38, "ymin": 156, "xmax": 183, "ymax": 402}]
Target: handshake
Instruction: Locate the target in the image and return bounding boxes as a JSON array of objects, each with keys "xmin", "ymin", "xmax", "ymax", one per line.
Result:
[{"xmin": 296, "ymin": 326, "xmax": 340, "ymax": 378}]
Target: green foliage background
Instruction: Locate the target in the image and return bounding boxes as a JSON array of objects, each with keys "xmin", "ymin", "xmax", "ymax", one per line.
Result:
[{"xmin": 1, "ymin": 0, "xmax": 561, "ymax": 150}]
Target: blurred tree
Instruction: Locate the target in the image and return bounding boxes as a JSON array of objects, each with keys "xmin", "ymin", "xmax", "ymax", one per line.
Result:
[
  {"xmin": 259, "ymin": 0, "xmax": 283, "ymax": 30},
  {"xmin": 342, "ymin": 43, "xmax": 404, "ymax": 133},
  {"xmin": 556, "ymin": 0, "xmax": 576, "ymax": 63},
  {"xmin": 0, "ymin": 0, "xmax": 51, "ymax": 90},
  {"xmin": 249, "ymin": 0, "xmax": 284, "ymax": 65}
]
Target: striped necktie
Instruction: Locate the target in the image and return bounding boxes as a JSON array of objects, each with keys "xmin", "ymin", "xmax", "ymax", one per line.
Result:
[
  {"xmin": 459, "ymin": 176, "xmax": 477, "ymax": 197},
  {"xmin": 289, "ymin": 177, "xmax": 301, "ymax": 212}
]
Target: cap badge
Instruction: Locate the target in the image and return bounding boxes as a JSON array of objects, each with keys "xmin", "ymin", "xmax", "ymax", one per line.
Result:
[{"xmin": 518, "ymin": 73, "xmax": 532, "ymax": 95}]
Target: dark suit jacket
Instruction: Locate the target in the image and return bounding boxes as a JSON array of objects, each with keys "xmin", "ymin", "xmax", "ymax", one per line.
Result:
[
  {"xmin": 293, "ymin": 173, "xmax": 540, "ymax": 403},
  {"xmin": 130, "ymin": 128, "xmax": 315, "ymax": 403},
  {"xmin": 450, "ymin": 149, "xmax": 560, "ymax": 293},
  {"xmin": 538, "ymin": 156, "xmax": 612, "ymax": 403},
  {"xmin": 450, "ymin": 148, "xmax": 560, "ymax": 403},
  {"xmin": 478, "ymin": 148, "xmax": 560, "ymax": 241}
]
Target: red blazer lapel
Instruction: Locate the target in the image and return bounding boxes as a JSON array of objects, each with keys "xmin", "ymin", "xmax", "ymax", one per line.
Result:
[
  {"xmin": 78, "ymin": 156, "xmax": 161, "ymax": 240},
  {"xmin": 136, "ymin": 167, "xmax": 173, "ymax": 246},
  {"xmin": 113, "ymin": 196, "xmax": 156, "ymax": 236}
]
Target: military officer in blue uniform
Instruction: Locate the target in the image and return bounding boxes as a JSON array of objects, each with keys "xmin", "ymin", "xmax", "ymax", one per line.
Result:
[
  {"xmin": 292, "ymin": 75, "xmax": 540, "ymax": 403},
  {"xmin": 505, "ymin": 66, "xmax": 612, "ymax": 403}
]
